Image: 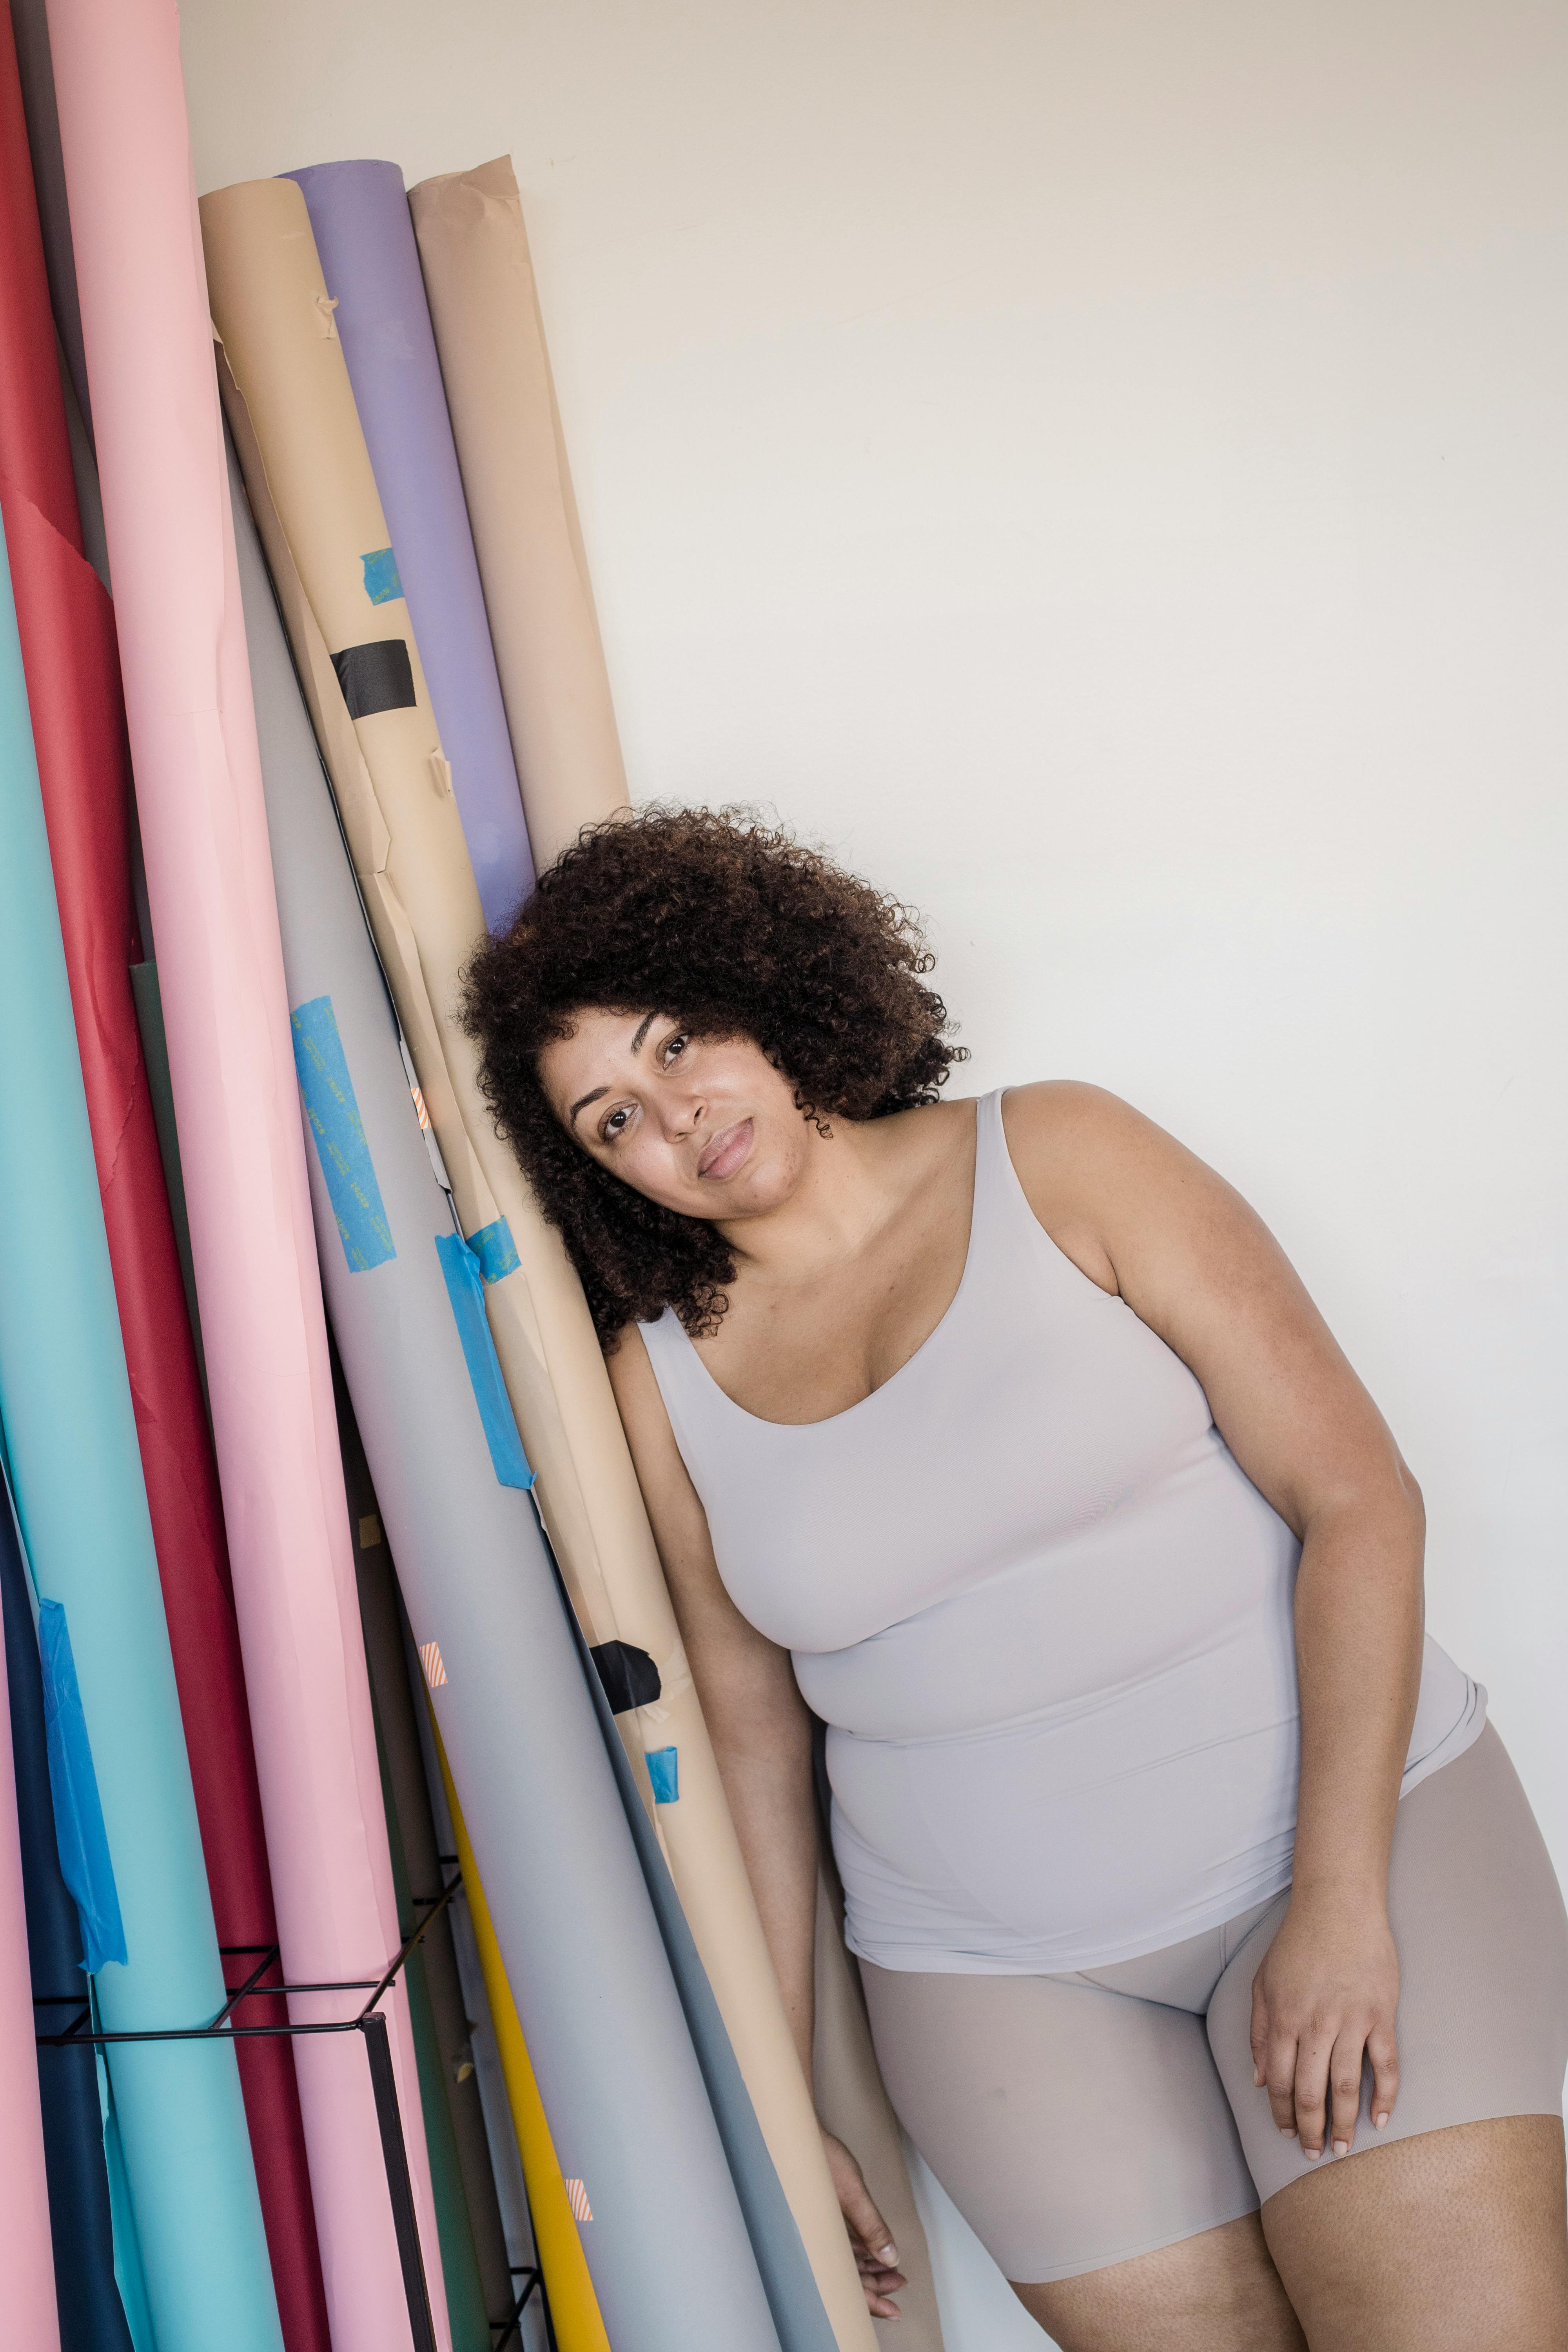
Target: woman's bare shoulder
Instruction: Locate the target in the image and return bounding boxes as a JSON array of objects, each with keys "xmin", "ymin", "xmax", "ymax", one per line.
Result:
[{"xmin": 997, "ymin": 1080, "xmax": 1191, "ymax": 1295}]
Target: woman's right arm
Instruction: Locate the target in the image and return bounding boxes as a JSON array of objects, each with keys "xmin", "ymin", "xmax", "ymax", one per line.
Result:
[{"xmin": 608, "ymin": 1326, "xmax": 906, "ymax": 2318}]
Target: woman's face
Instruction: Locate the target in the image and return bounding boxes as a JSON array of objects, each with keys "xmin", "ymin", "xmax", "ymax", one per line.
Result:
[{"xmin": 537, "ymin": 1011, "xmax": 815, "ymax": 1223}]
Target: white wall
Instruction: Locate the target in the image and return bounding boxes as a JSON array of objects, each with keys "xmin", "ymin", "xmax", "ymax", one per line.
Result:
[{"xmin": 179, "ymin": 2, "xmax": 1568, "ymax": 2337}]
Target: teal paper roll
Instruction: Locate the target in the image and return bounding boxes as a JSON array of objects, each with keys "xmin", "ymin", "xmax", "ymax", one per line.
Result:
[{"xmin": 0, "ymin": 512, "xmax": 283, "ymax": 2348}]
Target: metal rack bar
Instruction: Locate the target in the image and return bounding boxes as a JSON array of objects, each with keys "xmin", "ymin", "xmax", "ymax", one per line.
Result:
[{"xmin": 31, "ymin": 1863, "xmax": 550, "ymax": 2349}]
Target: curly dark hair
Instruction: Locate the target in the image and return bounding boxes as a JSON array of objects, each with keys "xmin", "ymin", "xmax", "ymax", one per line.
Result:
[{"xmin": 461, "ymin": 806, "xmax": 965, "ymax": 1343}]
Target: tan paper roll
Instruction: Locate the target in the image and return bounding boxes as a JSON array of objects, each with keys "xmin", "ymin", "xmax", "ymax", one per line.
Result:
[
  {"xmin": 410, "ymin": 157, "xmax": 944, "ymax": 2348},
  {"xmin": 200, "ymin": 174, "xmax": 877, "ymax": 2352},
  {"xmin": 408, "ymin": 158, "xmax": 628, "ymax": 874},
  {"xmin": 815, "ymin": 1868, "xmax": 946, "ymax": 2352}
]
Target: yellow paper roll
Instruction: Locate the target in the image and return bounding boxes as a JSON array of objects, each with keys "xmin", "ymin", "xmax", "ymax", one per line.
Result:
[{"xmin": 432, "ymin": 1724, "xmax": 609, "ymax": 2352}]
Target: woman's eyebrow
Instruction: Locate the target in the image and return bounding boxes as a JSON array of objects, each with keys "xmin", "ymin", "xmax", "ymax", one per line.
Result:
[{"xmin": 570, "ymin": 1015, "xmax": 656, "ymax": 1126}]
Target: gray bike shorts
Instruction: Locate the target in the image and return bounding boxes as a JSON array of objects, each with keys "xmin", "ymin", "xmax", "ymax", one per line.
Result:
[{"xmin": 862, "ymin": 1722, "xmax": 1568, "ymax": 2285}]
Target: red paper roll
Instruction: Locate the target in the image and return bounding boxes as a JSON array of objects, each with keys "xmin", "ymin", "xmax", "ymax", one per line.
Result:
[{"xmin": 0, "ymin": 18, "xmax": 329, "ymax": 2351}]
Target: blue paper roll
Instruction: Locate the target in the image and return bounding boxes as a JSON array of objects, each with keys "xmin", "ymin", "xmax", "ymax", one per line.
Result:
[
  {"xmin": 285, "ymin": 157, "xmax": 535, "ymax": 934},
  {"xmin": 0, "ymin": 511, "xmax": 283, "ymax": 2352},
  {"xmin": 0, "ymin": 1463, "xmax": 133, "ymax": 2352}
]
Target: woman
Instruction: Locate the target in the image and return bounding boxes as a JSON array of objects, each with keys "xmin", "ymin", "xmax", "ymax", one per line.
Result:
[{"xmin": 465, "ymin": 809, "xmax": 1568, "ymax": 2351}]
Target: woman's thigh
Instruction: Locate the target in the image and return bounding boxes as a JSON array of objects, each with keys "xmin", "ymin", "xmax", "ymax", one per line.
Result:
[
  {"xmin": 1205, "ymin": 1722, "xmax": 1568, "ymax": 2345},
  {"xmin": 860, "ymin": 1958, "xmax": 1260, "ymax": 2287},
  {"xmin": 1261, "ymin": 2114, "xmax": 1568, "ymax": 2352},
  {"xmin": 1206, "ymin": 1721, "xmax": 1568, "ymax": 2200}
]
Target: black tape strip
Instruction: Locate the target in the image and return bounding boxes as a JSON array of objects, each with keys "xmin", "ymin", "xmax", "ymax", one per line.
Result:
[
  {"xmin": 589, "ymin": 1640, "xmax": 662, "ymax": 1714},
  {"xmin": 332, "ymin": 638, "xmax": 416, "ymax": 719}
]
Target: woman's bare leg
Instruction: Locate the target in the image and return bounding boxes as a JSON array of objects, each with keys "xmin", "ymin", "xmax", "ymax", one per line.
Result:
[
  {"xmin": 1261, "ymin": 2116, "xmax": 1568, "ymax": 2352},
  {"xmin": 1011, "ymin": 2211, "xmax": 1307, "ymax": 2350}
]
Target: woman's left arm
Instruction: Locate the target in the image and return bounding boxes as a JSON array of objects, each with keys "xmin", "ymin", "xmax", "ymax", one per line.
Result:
[{"xmin": 1005, "ymin": 1081, "xmax": 1425, "ymax": 2162}]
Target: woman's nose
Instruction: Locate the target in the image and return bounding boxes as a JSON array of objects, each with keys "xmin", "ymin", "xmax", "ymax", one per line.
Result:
[{"xmin": 661, "ymin": 1091, "xmax": 704, "ymax": 1142}]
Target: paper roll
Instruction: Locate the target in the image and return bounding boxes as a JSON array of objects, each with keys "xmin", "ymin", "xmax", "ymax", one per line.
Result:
[
  {"xmin": 813, "ymin": 1869, "xmax": 945, "ymax": 2352},
  {"xmin": 415, "ymin": 151, "xmax": 944, "ymax": 2348},
  {"xmin": 409, "ymin": 158, "xmax": 628, "ymax": 873},
  {"xmin": 230, "ymin": 423, "xmax": 781, "ymax": 2351},
  {"xmin": 0, "ymin": 19, "xmax": 328, "ymax": 2342},
  {"xmin": 203, "ymin": 171, "xmax": 878, "ymax": 2352},
  {"xmin": 337, "ymin": 1395, "xmax": 512, "ymax": 2332},
  {"xmin": 435, "ymin": 1739, "xmax": 612, "ymax": 2352},
  {"xmin": 285, "ymin": 158, "xmax": 534, "ymax": 934},
  {"xmin": 41, "ymin": 2, "xmax": 448, "ymax": 2342},
  {"xmin": 0, "ymin": 1528, "xmax": 61, "ymax": 2350},
  {"xmin": 0, "ymin": 506, "xmax": 280, "ymax": 2352},
  {"xmin": 0, "ymin": 1468, "xmax": 129, "ymax": 2350}
]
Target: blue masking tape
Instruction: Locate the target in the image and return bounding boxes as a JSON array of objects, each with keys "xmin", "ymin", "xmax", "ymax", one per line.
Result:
[
  {"xmin": 38, "ymin": 1601, "xmax": 127, "ymax": 1973},
  {"xmin": 360, "ymin": 546, "xmax": 403, "ymax": 604},
  {"xmin": 466, "ymin": 1217, "xmax": 521, "ymax": 1285},
  {"xmin": 645, "ymin": 1746, "xmax": 679, "ymax": 1806},
  {"xmin": 290, "ymin": 997, "xmax": 396, "ymax": 1272},
  {"xmin": 435, "ymin": 1234, "xmax": 534, "ymax": 1490}
]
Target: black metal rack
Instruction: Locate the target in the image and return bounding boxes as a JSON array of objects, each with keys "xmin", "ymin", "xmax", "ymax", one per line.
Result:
[{"xmin": 36, "ymin": 1866, "xmax": 552, "ymax": 2352}]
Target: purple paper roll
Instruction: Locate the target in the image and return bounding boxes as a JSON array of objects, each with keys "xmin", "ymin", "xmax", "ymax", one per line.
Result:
[{"xmin": 284, "ymin": 159, "xmax": 534, "ymax": 932}]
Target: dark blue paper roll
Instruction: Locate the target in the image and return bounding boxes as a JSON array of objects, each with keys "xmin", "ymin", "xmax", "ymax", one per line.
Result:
[{"xmin": 0, "ymin": 1465, "xmax": 133, "ymax": 2352}]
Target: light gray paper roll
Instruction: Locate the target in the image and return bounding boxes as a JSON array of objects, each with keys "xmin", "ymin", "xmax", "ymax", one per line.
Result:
[{"xmin": 229, "ymin": 436, "xmax": 782, "ymax": 2352}]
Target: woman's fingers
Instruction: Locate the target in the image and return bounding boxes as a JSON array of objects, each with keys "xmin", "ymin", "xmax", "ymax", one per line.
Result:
[
  {"xmin": 821, "ymin": 2129, "xmax": 905, "ymax": 2315},
  {"xmin": 1249, "ymin": 1978, "xmax": 1270, "ymax": 2090},
  {"xmin": 1263, "ymin": 2020, "xmax": 1302, "ymax": 2140},
  {"xmin": 1290, "ymin": 2027, "xmax": 1332, "ymax": 2157},
  {"xmin": 1263, "ymin": 2013, "xmax": 1399, "ymax": 2156},
  {"xmin": 1327, "ymin": 2027, "xmax": 1367, "ymax": 2154},
  {"xmin": 834, "ymin": 2151, "xmax": 897, "ymax": 2265},
  {"xmin": 1250, "ymin": 1901, "xmax": 1400, "ymax": 2159},
  {"xmin": 1366, "ymin": 2018, "xmax": 1399, "ymax": 2132}
]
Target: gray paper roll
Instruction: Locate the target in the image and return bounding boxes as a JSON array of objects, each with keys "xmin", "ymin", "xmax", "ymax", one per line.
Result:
[{"xmin": 229, "ymin": 436, "xmax": 782, "ymax": 2352}]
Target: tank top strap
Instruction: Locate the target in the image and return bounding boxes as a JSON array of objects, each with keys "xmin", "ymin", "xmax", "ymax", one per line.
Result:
[
  {"xmin": 638, "ymin": 1300, "xmax": 693, "ymax": 1396},
  {"xmin": 965, "ymin": 1086, "xmax": 1040, "ymax": 1282}
]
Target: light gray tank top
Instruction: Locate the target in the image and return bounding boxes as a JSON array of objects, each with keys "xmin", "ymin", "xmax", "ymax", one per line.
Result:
[{"xmin": 642, "ymin": 1089, "xmax": 1485, "ymax": 1973}]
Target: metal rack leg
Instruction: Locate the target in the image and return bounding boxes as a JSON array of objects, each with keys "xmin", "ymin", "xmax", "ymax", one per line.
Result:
[{"xmin": 362, "ymin": 2009, "xmax": 439, "ymax": 2352}]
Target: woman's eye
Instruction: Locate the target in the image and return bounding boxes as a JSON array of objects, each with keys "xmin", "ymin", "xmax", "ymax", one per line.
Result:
[
  {"xmin": 662, "ymin": 1033, "xmax": 688, "ymax": 1064},
  {"xmin": 601, "ymin": 1105, "xmax": 632, "ymax": 1142}
]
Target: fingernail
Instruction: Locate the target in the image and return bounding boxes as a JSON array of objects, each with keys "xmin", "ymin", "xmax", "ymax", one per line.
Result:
[
  {"xmin": 1279, "ymin": 2125, "xmax": 1295, "ymax": 2137},
  {"xmin": 1333, "ymin": 2139, "xmax": 1348, "ymax": 2155},
  {"xmin": 878, "ymin": 2245, "xmax": 898, "ymax": 2265},
  {"xmin": 1374, "ymin": 2112, "xmax": 1389, "ymax": 2129},
  {"xmin": 1305, "ymin": 2147, "xmax": 1321, "ymax": 2161}
]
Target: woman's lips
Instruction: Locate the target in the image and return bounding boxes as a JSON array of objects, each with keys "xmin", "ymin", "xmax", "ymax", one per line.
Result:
[{"xmin": 697, "ymin": 1118, "xmax": 754, "ymax": 1181}]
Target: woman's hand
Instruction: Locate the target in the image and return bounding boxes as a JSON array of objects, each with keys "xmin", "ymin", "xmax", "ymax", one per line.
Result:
[
  {"xmin": 822, "ymin": 2129, "xmax": 907, "ymax": 2319},
  {"xmin": 1250, "ymin": 1887, "xmax": 1400, "ymax": 2159}
]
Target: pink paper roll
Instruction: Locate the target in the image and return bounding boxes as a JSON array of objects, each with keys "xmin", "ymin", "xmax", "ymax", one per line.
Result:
[
  {"xmin": 0, "ymin": 1598, "xmax": 61, "ymax": 2352},
  {"xmin": 42, "ymin": 2, "xmax": 448, "ymax": 2345}
]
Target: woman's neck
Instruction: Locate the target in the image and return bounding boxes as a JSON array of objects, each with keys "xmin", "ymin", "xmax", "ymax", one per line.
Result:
[{"xmin": 714, "ymin": 1102, "xmax": 946, "ymax": 1296}]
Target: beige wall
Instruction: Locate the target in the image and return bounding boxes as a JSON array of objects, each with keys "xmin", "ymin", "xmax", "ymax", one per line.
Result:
[{"xmin": 179, "ymin": 5, "xmax": 1568, "ymax": 2338}]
